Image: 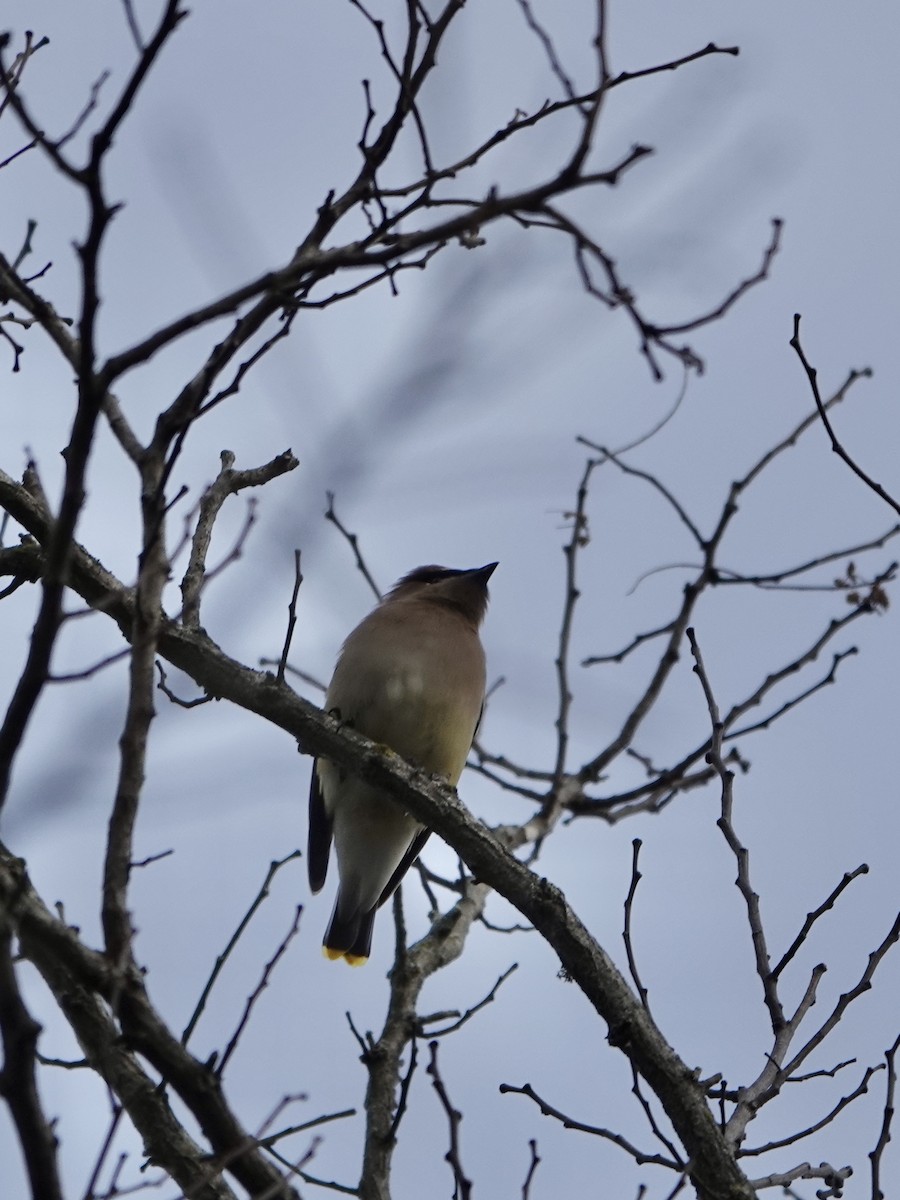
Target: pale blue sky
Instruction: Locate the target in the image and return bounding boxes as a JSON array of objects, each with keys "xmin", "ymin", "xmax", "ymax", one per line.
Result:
[{"xmin": 1, "ymin": 3, "xmax": 899, "ymax": 1196}]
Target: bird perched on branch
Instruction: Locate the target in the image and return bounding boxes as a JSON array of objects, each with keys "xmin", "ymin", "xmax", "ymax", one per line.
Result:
[{"xmin": 308, "ymin": 562, "xmax": 496, "ymax": 965}]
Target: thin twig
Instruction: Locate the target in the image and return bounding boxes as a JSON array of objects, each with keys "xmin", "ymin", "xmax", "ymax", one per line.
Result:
[
  {"xmin": 425, "ymin": 963, "xmax": 519, "ymax": 1036},
  {"xmin": 499, "ymin": 1080, "xmax": 679, "ymax": 1169},
  {"xmin": 387, "ymin": 1038, "xmax": 418, "ymax": 1143},
  {"xmin": 746, "ymin": 1162, "xmax": 851, "ymax": 1194},
  {"xmin": 623, "ymin": 840, "xmax": 650, "ymax": 1010},
  {"xmin": 79, "ymin": 1104, "xmax": 123, "ymax": 1200},
  {"xmin": 687, "ymin": 628, "xmax": 784, "ymax": 1034},
  {"xmin": 790, "ymin": 314, "xmax": 892, "ymax": 513},
  {"xmin": 324, "ymin": 494, "xmax": 381, "ymax": 600},
  {"xmin": 741, "ymin": 1062, "xmax": 882, "ymax": 1156},
  {"xmin": 870, "ymin": 1034, "xmax": 900, "ymax": 1200},
  {"xmin": 521, "ymin": 1139, "xmax": 541, "ymax": 1200},
  {"xmin": 772, "ymin": 865, "xmax": 869, "ymax": 982},
  {"xmin": 259, "ymin": 1106, "xmax": 357, "ymax": 1149},
  {"xmin": 780, "ymin": 911, "xmax": 900, "ymax": 1080},
  {"xmin": 181, "ymin": 852, "xmax": 302, "ymax": 1046},
  {"xmin": 216, "ymin": 905, "xmax": 304, "ymax": 1078},
  {"xmin": 277, "ymin": 550, "xmax": 303, "ymax": 684},
  {"xmin": 0, "ymin": 926, "xmax": 64, "ymax": 1200},
  {"xmin": 551, "ymin": 456, "xmax": 598, "ymax": 789},
  {"xmin": 180, "ymin": 450, "xmax": 298, "ymax": 628},
  {"xmin": 426, "ymin": 1040, "xmax": 472, "ymax": 1200}
]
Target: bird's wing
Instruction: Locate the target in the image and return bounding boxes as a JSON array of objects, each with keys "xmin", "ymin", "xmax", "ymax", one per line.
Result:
[
  {"xmin": 307, "ymin": 762, "xmax": 333, "ymax": 893},
  {"xmin": 376, "ymin": 827, "xmax": 431, "ymax": 909}
]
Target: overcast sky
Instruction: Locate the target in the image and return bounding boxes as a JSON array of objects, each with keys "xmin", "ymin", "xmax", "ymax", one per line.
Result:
[{"xmin": 2, "ymin": 3, "xmax": 899, "ymax": 1197}]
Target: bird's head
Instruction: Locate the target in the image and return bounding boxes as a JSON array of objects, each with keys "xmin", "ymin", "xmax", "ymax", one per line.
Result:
[{"xmin": 386, "ymin": 562, "xmax": 497, "ymax": 627}]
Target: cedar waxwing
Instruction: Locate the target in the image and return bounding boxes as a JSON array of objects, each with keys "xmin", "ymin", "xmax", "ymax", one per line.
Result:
[{"xmin": 308, "ymin": 562, "xmax": 496, "ymax": 965}]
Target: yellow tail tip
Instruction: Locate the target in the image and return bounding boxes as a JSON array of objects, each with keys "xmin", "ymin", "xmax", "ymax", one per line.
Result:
[{"xmin": 322, "ymin": 946, "xmax": 368, "ymax": 966}]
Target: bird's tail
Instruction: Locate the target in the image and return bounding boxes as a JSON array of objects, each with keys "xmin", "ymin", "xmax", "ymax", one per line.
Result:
[{"xmin": 323, "ymin": 895, "xmax": 375, "ymax": 966}]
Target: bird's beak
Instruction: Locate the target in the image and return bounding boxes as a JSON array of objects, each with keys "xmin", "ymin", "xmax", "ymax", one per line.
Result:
[{"xmin": 468, "ymin": 562, "xmax": 498, "ymax": 582}]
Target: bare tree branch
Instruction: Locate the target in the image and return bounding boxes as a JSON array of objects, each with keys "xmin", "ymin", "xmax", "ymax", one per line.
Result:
[
  {"xmin": 870, "ymin": 1034, "xmax": 900, "ymax": 1200},
  {"xmin": 499, "ymin": 1080, "xmax": 679, "ymax": 1169},
  {"xmin": 0, "ymin": 923, "xmax": 63, "ymax": 1200},
  {"xmin": 426, "ymin": 1040, "xmax": 472, "ymax": 1200},
  {"xmin": 790, "ymin": 314, "xmax": 894, "ymax": 514}
]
